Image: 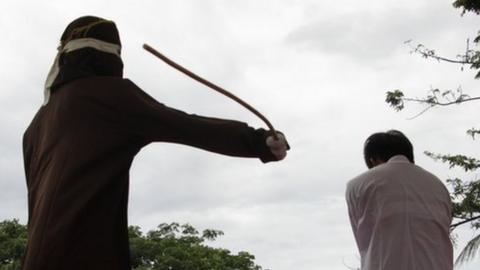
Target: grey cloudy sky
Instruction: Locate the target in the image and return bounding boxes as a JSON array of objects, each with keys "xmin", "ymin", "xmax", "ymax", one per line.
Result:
[{"xmin": 1, "ymin": 0, "xmax": 479, "ymax": 269}]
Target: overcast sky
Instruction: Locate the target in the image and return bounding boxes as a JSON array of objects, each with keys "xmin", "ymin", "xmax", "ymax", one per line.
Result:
[{"xmin": 1, "ymin": 0, "xmax": 480, "ymax": 269}]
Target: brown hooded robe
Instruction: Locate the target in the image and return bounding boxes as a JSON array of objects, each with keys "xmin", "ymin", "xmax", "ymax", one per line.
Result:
[{"xmin": 22, "ymin": 16, "xmax": 277, "ymax": 270}]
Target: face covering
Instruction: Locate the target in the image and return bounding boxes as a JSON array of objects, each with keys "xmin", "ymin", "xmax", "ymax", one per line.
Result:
[{"xmin": 43, "ymin": 38, "xmax": 122, "ymax": 105}]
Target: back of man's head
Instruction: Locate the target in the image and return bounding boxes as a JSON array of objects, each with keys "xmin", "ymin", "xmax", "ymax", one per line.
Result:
[{"xmin": 363, "ymin": 130, "xmax": 414, "ymax": 168}]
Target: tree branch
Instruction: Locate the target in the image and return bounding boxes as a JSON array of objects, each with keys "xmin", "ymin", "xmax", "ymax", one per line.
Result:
[
  {"xmin": 403, "ymin": 96, "xmax": 480, "ymax": 106},
  {"xmin": 451, "ymin": 215, "xmax": 480, "ymax": 230},
  {"xmin": 419, "ymin": 53, "xmax": 473, "ymax": 65},
  {"xmin": 386, "ymin": 88, "xmax": 480, "ymax": 115},
  {"xmin": 406, "ymin": 41, "xmax": 475, "ymax": 65},
  {"xmin": 405, "ymin": 104, "xmax": 434, "ymax": 120}
]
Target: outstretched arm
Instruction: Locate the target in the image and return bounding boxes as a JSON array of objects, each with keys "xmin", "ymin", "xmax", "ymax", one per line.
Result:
[{"xmin": 118, "ymin": 80, "xmax": 289, "ymax": 163}]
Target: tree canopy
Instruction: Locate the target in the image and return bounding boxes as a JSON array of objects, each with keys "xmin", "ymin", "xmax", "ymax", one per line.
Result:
[
  {"xmin": 0, "ymin": 220, "xmax": 263, "ymax": 270},
  {"xmin": 0, "ymin": 219, "xmax": 26, "ymax": 270},
  {"xmin": 453, "ymin": 0, "xmax": 480, "ymax": 14},
  {"xmin": 129, "ymin": 222, "xmax": 262, "ymax": 270}
]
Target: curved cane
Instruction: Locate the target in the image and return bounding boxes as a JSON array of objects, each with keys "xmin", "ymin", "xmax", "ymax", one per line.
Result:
[{"xmin": 143, "ymin": 43, "xmax": 278, "ymax": 140}]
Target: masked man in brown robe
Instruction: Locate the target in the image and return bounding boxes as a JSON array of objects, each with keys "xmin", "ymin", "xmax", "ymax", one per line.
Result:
[{"xmin": 22, "ymin": 16, "xmax": 289, "ymax": 270}]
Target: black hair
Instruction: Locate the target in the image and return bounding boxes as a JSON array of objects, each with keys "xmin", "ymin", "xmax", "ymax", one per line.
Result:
[{"xmin": 363, "ymin": 129, "xmax": 414, "ymax": 168}]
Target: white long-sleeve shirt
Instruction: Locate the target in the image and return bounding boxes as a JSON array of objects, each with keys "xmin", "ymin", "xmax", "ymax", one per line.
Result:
[{"xmin": 346, "ymin": 155, "xmax": 453, "ymax": 270}]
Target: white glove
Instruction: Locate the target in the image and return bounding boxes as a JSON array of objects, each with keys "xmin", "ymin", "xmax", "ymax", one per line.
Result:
[{"xmin": 266, "ymin": 133, "xmax": 288, "ymax": 161}]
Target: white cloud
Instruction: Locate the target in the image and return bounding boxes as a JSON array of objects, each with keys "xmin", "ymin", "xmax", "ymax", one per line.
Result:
[
  {"xmin": 285, "ymin": 1, "xmax": 479, "ymax": 63},
  {"xmin": 1, "ymin": 1, "xmax": 480, "ymax": 270}
]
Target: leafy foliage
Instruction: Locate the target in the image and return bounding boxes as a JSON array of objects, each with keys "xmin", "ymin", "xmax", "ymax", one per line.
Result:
[
  {"xmin": 385, "ymin": 90, "xmax": 405, "ymax": 111},
  {"xmin": 385, "ymin": 87, "xmax": 479, "ymax": 115},
  {"xmin": 385, "ymin": 87, "xmax": 478, "ymax": 119},
  {"xmin": 453, "ymin": 0, "xmax": 480, "ymax": 15},
  {"xmin": 129, "ymin": 222, "xmax": 263, "ymax": 270},
  {"xmin": 422, "ymin": 151, "xmax": 480, "ymax": 231},
  {"xmin": 424, "ymin": 152, "xmax": 480, "ymax": 172},
  {"xmin": 447, "ymin": 178, "xmax": 480, "ymax": 228},
  {"xmin": 467, "ymin": 128, "xmax": 480, "ymax": 139},
  {"xmin": 0, "ymin": 219, "xmax": 27, "ymax": 270},
  {"xmin": 456, "ymin": 234, "xmax": 480, "ymax": 266},
  {"xmin": 0, "ymin": 220, "xmax": 263, "ymax": 270}
]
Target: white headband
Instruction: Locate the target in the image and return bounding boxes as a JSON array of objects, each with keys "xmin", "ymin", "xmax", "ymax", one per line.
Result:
[{"xmin": 43, "ymin": 38, "xmax": 122, "ymax": 105}]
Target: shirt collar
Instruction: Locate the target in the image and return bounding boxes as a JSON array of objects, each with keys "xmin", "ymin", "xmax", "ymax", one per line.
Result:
[{"xmin": 387, "ymin": 155, "xmax": 411, "ymax": 164}]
